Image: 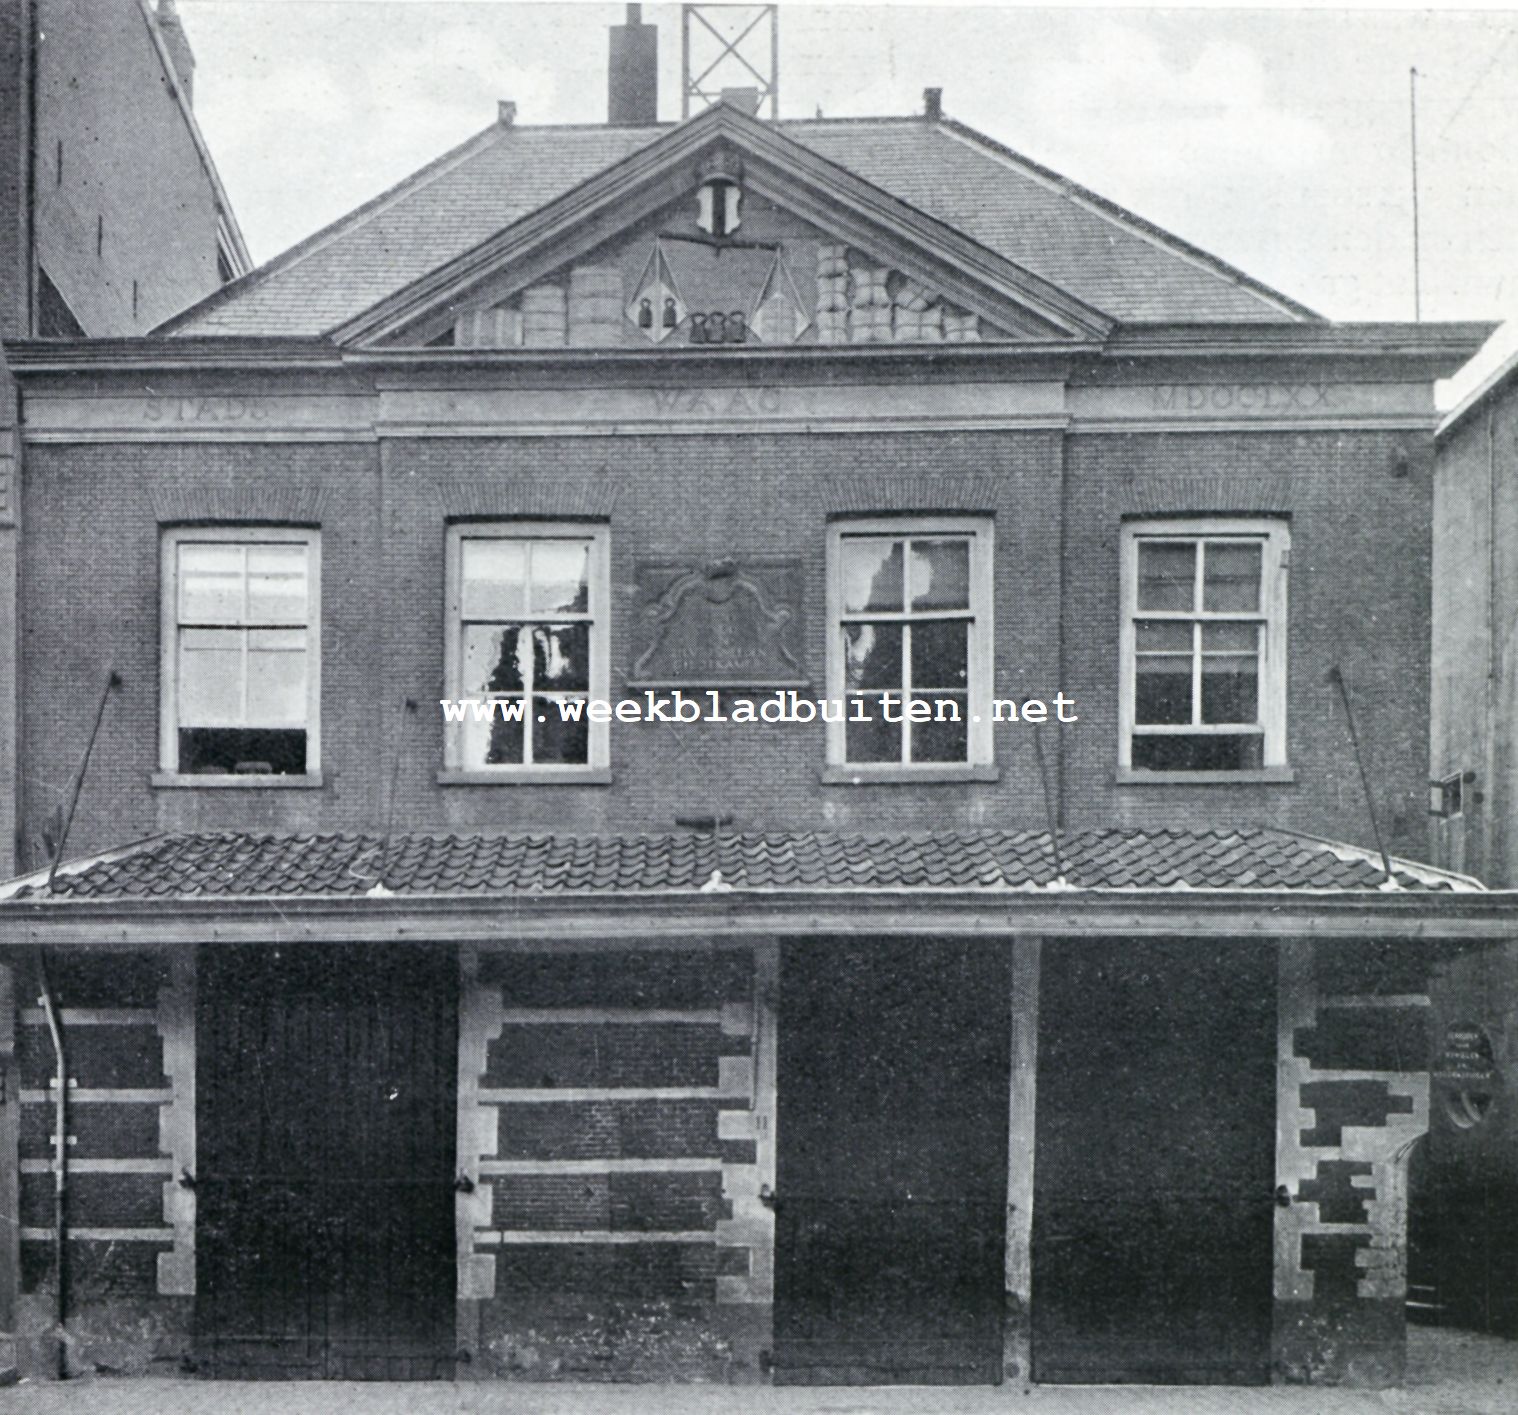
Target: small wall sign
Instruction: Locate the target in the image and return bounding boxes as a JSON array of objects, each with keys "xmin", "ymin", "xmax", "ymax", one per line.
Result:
[
  {"xmin": 629, "ymin": 558, "xmax": 805, "ymax": 689},
  {"xmin": 1434, "ymin": 1020, "xmax": 1500, "ymax": 1131},
  {"xmin": 1434, "ymin": 1021, "xmax": 1497, "ymax": 1084}
]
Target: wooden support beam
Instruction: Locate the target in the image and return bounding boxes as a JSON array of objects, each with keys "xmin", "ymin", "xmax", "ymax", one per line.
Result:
[
  {"xmin": 0, "ymin": 961, "xmax": 19, "ymax": 1383},
  {"xmin": 1003, "ymin": 937, "xmax": 1039, "ymax": 1384}
]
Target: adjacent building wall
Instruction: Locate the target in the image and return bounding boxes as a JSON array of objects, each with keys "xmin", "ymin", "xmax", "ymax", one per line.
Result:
[
  {"xmin": 1428, "ymin": 372, "xmax": 1518, "ymax": 1336},
  {"xmin": 32, "ymin": 0, "xmax": 233, "ymax": 335}
]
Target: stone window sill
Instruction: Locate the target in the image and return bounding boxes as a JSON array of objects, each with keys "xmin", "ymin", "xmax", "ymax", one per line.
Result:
[
  {"xmin": 151, "ymin": 771, "xmax": 325, "ymax": 789},
  {"xmin": 1115, "ymin": 767, "xmax": 1296, "ymax": 786},
  {"xmin": 821, "ymin": 764, "xmax": 1000, "ymax": 786},
  {"xmin": 437, "ymin": 768, "xmax": 613, "ymax": 786}
]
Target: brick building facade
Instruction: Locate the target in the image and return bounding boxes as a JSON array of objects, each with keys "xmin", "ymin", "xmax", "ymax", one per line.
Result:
[
  {"xmin": 0, "ymin": 24, "xmax": 1507, "ymax": 1389},
  {"xmin": 1418, "ymin": 351, "xmax": 1518, "ymax": 1337}
]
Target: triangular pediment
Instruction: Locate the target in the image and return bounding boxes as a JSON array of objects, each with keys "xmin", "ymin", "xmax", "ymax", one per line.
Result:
[{"xmin": 338, "ymin": 105, "xmax": 1115, "ymax": 350}]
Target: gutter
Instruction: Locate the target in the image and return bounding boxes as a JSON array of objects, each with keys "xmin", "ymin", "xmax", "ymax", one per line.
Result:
[
  {"xmin": 0, "ymin": 887, "xmax": 1514, "ymax": 946},
  {"xmin": 1437, "ymin": 340, "xmax": 1518, "ymax": 442},
  {"xmin": 0, "ymin": 325, "xmax": 1495, "ymax": 379}
]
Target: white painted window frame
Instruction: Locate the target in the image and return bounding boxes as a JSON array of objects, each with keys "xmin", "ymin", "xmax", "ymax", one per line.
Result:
[
  {"xmin": 1118, "ymin": 518, "xmax": 1290, "ymax": 775},
  {"xmin": 824, "ymin": 515, "xmax": 995, "ymax": 774},
  {"xmin": 158, "ymin": 525, "xmax": 322, "ymax": 782},
  {"xmin": 443, "ymin": 521, "xmax": 611, "ymax": 778}
]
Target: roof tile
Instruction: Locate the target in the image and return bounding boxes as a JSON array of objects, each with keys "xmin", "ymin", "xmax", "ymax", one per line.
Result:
[
  {"xmin": 7, "ymin": 826, "xmax": 1478, "ymax": 903},
  {"xmin": 162, "ymin": 116, "xmax": 1305, "ymax": 339}
]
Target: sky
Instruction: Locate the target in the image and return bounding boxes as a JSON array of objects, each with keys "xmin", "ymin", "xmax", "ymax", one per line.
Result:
[{"xmin": 176, "ymin": 1, "xmax": 1518, "ymax": 404}]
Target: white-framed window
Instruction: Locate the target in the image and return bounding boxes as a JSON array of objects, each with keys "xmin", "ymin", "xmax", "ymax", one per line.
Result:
[
  {"xmin": 159, "ymin": 526, "xmax": 320, "ymax": 778},
  {"xmin": 443, "ymin": 522, "xmax": 610, "ymax": 776},
  {"xmin": 825, "ymin": 516, "xmax": 994, "ymax": 772},
  {"xmin": 1119, "ymin": 518, "xmax": 1289, "ymax": 775}
]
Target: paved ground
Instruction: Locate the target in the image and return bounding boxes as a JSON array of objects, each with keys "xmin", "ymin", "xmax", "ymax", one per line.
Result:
[{"xmin": 3, "ymin": 1329, "xmax": 1513, "ymax": 1414}]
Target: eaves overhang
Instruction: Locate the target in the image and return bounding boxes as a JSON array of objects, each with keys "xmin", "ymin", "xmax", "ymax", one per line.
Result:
[
  {"xmin": 1, "ymin": 335, "xmax": 1099, "ymax": 385},
  {"xmin": 0, "ymin": 889, "xmax": 1514, "ymax": 948},
  {"xmin": 1, "ymin": 336, "xmax": 344, "ymax": 375},
  {"xmin": 1105, "ymin": 321, "xmax": 1498, "ymax": 380},
  {"xmin": 4, "ymin": 323, "xmax": 1492, "ymax": 383}
]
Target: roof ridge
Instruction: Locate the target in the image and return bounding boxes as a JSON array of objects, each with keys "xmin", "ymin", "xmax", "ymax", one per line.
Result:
[{"xmin": 933, "ymin": 113, "xmax": 1322, "ymax": 324}]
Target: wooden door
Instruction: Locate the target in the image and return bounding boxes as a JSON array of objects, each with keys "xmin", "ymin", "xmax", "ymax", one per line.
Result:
[
  {"xmin": 774, "ymin": 938, "xmax": 1010, "ymax": 1385},
  {"xmin": 1032, "ymin": 937, "xmax": 1276, "ymax": 1384},
  {"xmin": 195, "ymin": 944, "xmax": 457, "ymax": 1380}
]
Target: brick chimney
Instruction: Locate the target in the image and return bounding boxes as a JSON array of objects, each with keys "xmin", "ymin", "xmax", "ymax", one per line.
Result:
[
  {"xmin": 609, "ymin": 4, "xmax": 657, "ymax": 125},
  {"xmin": 719, "ymin": 87, "xmax": 761, "ymax": 117},
  {"xmin": 157, "ymin": 0, "xmax": 196, "ymax": 106}
]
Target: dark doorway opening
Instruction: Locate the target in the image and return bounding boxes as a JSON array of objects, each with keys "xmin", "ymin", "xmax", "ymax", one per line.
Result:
[
  {"xmin": 194, "ymin": 944, "xmax": 458, "ymax": 1379},
  {"xmin": 1032, "ymin": 937, "xmax": 1276, "ymax": 1384},
  {"xmin": 773, "ymin": 937, "xmax": 1011, "ymax": 1385}
]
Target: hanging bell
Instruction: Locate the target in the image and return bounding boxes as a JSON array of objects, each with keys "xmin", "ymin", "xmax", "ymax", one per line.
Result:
[
  {"xmin": 663, "ymin": 296, "xmax": 677, "ymax": 329},
  {"xmin": 728, "ymin": 311, "xmax": 746, "ymax": 343},
  {"xmin": 638, "ymin": 298, "xmax": 653, "ymax": 329}
]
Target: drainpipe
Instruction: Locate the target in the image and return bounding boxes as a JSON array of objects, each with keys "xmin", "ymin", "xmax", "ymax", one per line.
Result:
[
  {"xmin": 33, "ymin": 951, "xmax": 66, "ymax": 1379},
  {"xmin": 1486, "ymin": 406, "xmax": 1497, "ymax": 884}
]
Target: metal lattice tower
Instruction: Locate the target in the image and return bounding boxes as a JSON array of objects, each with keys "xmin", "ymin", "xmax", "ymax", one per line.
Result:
[{"xmin": 681, "ymin": 5, "xmax": 779, "ymax": 119}]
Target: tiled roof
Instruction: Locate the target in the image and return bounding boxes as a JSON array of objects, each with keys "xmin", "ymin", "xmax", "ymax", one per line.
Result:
[
  {"xmin": 6, "ymin": 827, "xmax": 1476, "ymax": 902},
  {"xmin": 161, "ymin": 115, "xmax": 1310, "ymax": 338}
]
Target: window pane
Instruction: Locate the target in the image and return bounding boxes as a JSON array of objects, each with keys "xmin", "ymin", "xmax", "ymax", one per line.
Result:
[
  {"xmin": 1201, "ymin": 623, "xmax": 1260, "ymax": 724},
  {"xmin": 1201, "ymin": 621, "xmax": 1259, "ymax": 655},
  {"xmin": 908, "ymin": 539, "xmax": 970, "ymax": 610},
  {"xmin": 844, "ymin": 693, "xmax": 900, "ymax": 763},
  {"xmin": 179, "ymin": 544, "xmax": 245, "ymax": 623},
  {"xmin": 246, "ymin": 630, "xmax": 308, "ymax": 726},
  {"xmin": 910, "ymin": 694, "xmax": 968, "ymax": 762},
  {"xmin": 529, "ymin": 541, "xmax": 591, "ymax": 615},
  {"xmin": 534, "ymin": 698, "xmax": 590, "ymax": 765},
  {"xmin": 179, "ymin": 627, "xmax": 243, "ymax": 725},
  {"xmin": 460, "ymin": 704, "xmax": 525, "ymax": 768},
  {"xmin": 1203, "ymin": 542, "xmax": 1262, "ymax": 613},
  {"xmin": 1136, "ymin": 541, "xmax": 1196, "ymax": 612},
  {"xmin": 909, "ymin": 620, "xmax": 968, "ymax": 691},
  {"xmin": 463, "ymin": 624, "xmax": 527, "ymax": 695},
  {"xmin": 844, "ymin": 623, "xmax": 902, "ymax": 692},
  {"xmin": 179, "ymin": 727, "xmax": 305, "ymax": 776},
  {"xmin": 1135, "ymin": 620, "xmax": 1191, "ymax": 653},
  {"xmin": 533, "ymin": 623, "xmax": 590, "ymax": 693},
  {"xmin": 841, "ymin": 539, "xmax": 903, "ymax": 613},
  {"xmin": 486, "ymin": 711, "xmax": 525, "ymax": 767},
  {"xmin": 1132, "ymin": 733, "xmax": 1262, "ymax": 772},
  {"xmin": 246, "ymin": 545, "xmax": 308, "ymax": 624},
  {"xmin": 461, "ymin": 540, "xmax": 528, "ymax": 619},
  {"xmin": 1134, "ymin": 654, "xmax": 1192, "ymax": 724}
]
